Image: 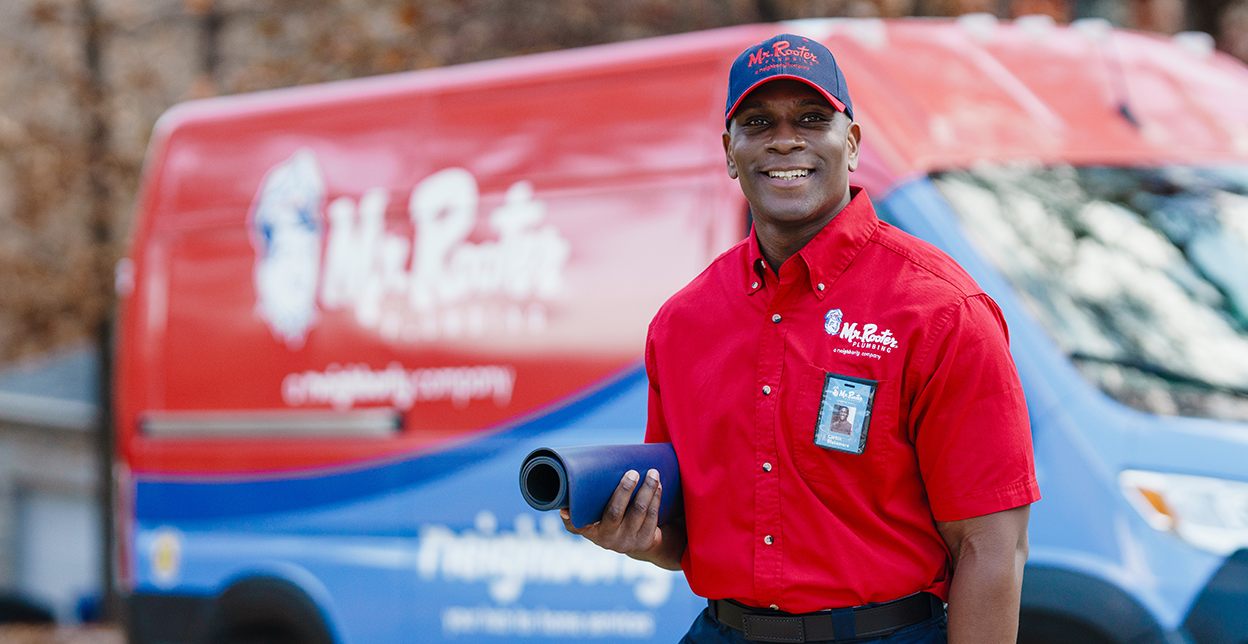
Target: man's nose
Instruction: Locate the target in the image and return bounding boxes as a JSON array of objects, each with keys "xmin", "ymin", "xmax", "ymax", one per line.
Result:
[{"xmin": 767, "ymin": 120, "xmax": 805, "ymax": 153}]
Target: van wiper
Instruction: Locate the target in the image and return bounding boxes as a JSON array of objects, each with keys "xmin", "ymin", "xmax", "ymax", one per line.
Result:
[{"xmin": 1069, "ymin": 352, "xmax": 1248, "ymax": 398}]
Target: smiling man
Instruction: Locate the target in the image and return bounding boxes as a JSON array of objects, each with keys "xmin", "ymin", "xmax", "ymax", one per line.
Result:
[{"xmin": 563, "ymin": 33, "xmax": 1040, "ymax": 644}]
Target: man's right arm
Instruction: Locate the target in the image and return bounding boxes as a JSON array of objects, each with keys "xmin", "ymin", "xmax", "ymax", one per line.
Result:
[{"xmin": 560, "ymin": 468, "xmax": 687, "ymax": 571}]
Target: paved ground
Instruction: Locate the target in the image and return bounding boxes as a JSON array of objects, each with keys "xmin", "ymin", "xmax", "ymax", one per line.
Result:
[{"xmin": 0, "ymin": 625, "xmax": 124, "ymax": 644}]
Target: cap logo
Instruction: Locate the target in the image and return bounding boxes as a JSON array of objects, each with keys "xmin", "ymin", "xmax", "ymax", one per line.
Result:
[{"xmin": 748, "ymin": 40, "xmax": 819, "ymax": 69}]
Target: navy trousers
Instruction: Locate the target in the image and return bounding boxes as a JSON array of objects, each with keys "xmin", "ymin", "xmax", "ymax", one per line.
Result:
[{"xmin": 679, "ymin": 608, "xmax": 948, "ymax": 644}]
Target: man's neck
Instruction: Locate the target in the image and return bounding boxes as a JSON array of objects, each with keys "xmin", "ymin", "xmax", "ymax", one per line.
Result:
[{"xmin": 754, "ymin": 189, "xmax": 854, "ymax": 274}]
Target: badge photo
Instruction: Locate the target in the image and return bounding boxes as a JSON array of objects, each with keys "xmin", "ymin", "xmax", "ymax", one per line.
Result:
[{"xmin": 813, "ymin": 373, "xmax": 877, "ymax": 455}]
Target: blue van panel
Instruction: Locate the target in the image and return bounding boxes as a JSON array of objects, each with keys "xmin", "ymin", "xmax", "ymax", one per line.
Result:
[{"xmin": 131, "ymin": 364, "xmax": 706, "ymax": 643}]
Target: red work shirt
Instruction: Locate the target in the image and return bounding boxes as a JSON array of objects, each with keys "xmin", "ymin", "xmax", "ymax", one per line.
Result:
[{"xmin": 644, "ymin": 188, "xmax": 1040, "ymax": 613}]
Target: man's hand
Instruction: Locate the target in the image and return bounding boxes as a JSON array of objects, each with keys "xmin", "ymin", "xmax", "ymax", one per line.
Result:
[
  {"xmin": 936, "ymin": 504, "xmax": 1031, "ymax": 644},
  {"xmin": 560, "ymin": 468, "xmax": 686, "ymax": 571}
]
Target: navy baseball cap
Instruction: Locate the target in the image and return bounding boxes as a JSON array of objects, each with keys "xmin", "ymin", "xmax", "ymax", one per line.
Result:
[{"xmin": 725, "ymin": 33, "xmax": 853, "ymax": 127}]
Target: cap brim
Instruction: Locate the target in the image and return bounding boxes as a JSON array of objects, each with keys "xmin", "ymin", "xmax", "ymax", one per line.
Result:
[{"xmin": 725, "ymin": 75, "xmax": 848, "ymax": 127}]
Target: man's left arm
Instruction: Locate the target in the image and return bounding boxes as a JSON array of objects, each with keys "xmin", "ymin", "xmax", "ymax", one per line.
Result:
[{"xmin": 936, "ymin": 504, "xmax": 1031, "ymax": 644}]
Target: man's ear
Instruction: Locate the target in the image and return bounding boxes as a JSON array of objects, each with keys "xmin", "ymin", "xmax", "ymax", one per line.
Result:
[
  {"xmin": 846, "ymin": 120, "xmax": 861, "ymax": 173},
  {"xmin": 723, "ymin": 130, "xmax": 738, "ymax": 179}
]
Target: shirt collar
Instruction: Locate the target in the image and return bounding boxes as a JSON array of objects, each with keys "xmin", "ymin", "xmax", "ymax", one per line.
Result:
[
  {"xmin": 745, "ymin": 231, "xmax": 768, "ymax": 294},
  {"xmin": 744, "ymin": 187, "xmax": 879, "ymax": 299}
]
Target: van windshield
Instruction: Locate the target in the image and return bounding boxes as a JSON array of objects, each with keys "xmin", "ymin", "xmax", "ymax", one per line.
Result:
[{"xmin": 933, "ymin": 164, "xmax": 1248, "ymax": 423}]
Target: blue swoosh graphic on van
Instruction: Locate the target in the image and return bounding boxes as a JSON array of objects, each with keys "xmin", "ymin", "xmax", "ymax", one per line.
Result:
[{"xmin": 135, "ymin": 364, "xmax": 647, "ymax": 521}]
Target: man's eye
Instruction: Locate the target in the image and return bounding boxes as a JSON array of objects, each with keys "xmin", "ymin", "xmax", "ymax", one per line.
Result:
[{"xmin": 745, "ymin": 117, "xmax": 768, "ymax": 127}]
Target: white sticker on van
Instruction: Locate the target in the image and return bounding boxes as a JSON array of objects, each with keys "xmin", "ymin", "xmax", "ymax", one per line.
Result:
[
  {"xmin": 281, "ymin": 362, "xmax": 515, "ymax": 410},
  {"xmin": 417, "ymin": 512, "xmax": 675, "ymax": 608},
  {"xmin": 250, "ymin": 151, "xmax": 571, "ymax": 347},
  {"xmin": 441, "ymin": 606, "xmax": 656, "ymax": 638},
  {"xmin": 249, "ymin": 150, "xmax": 325, "ymax": 349}
]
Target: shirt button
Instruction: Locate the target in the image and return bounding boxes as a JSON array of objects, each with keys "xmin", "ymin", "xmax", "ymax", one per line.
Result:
[
  {"xmin": 763, "ymin": 462, "xmax": 772, "ymax": 472},
  {"xmin": 771, "ymin": 314, "xmax": 781, "ymax": 323},
  {"xmin": 752, "ymin": 281, "xmax": 759, "ymax": 289},
  {"xmin": 818, "ymin": 283, "xmax": 825, "ymax": 291},
  {"xmin": 770, "ymin": 604, "xmax": 780, "ymax": 610},
  {"xmin": 762, "ymin": 385, "xmax": 771, "ymax": 395},
  {"xmin": 764, "ymin": 535, "xmax": 774, "ymax": 545}
]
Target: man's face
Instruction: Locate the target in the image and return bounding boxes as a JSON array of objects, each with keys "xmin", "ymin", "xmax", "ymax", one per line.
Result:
[
  {"xmin": 723, "ymin": 79, "xmax": 860, "ymax": 234},
  {"xmin": 838, "ymin": 407, "xmax": 849, "ymax": 421}
]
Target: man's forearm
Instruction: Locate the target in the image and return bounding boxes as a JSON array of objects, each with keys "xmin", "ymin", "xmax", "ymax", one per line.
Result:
[
  {"xmin": 944, "ymin": 535, "xmax": 1026, "ymax": 643},
  {"xmin": 937, "ymin": 505, "xmax": 1030, "ymax": 644}
]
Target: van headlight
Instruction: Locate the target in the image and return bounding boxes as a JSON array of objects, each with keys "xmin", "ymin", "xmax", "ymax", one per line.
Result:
[{"xmin": 1119, "ymin": 470, "xmax": 1248, "ymax": 555}]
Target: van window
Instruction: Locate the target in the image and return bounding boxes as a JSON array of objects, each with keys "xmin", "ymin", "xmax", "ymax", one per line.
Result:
[{"xmin": 933, "ymin": 164, "xmax": 1248, "ymax": 423}]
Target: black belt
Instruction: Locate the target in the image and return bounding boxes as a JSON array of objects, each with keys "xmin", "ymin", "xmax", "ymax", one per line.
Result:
[{"xmin": 709, "ymin": 592, "xmax": 944, "ymax": 643}]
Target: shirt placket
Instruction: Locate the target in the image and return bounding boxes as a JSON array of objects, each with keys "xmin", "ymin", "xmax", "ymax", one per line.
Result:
[{"xmin": 752, "ymin": 259, "xmax": 799, "ymax": 606}]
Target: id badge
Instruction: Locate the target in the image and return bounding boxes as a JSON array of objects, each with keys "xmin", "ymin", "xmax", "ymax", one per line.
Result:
[{"xmin": 813, "ymin": 373, "xmax": 877, "ymax": 455}]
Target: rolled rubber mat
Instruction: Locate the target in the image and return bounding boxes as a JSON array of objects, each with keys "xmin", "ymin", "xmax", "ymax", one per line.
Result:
[{"xmin": 519, "ymin": 443, "xmax": 682, "ymax": 529}]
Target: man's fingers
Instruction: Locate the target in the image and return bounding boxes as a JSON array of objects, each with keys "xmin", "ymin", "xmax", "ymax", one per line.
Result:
[
  {"xmin": 562, "ymin": 509, "xmax": 610, "ymax": 541},
  {"xmin": 640, "ymin": 474, "xmax": 662, "ymax": 530},
  {"xmin": 621, "ymin": 469, "xmax": 661, "ymax": 532},
  {"xmin": 560, "ymin": 469, "xmax": 663, "ymax": 546},
  {"xmin": 560, "ymin": 508, "xmax": 583, "ymax": 535},
  {"xmin": 648, "ymin": 481, "xmax": 663, "ymax": 522},
  {"xmin": 601, "ymin": 470, "xmax": 641, "ymax": 526},
  {"xmin": 558, "ymin": 469, "xmax": 667, "ymax": 556}
]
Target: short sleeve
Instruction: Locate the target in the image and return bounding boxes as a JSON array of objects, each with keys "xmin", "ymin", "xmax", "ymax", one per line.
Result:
[
  {"xmin": 910, "ymin": 294, "xmax": 1040, "ymax": 522},
  {"xmin": 643, "ymin": 329, "xmax": 671, "ymax": 444}
]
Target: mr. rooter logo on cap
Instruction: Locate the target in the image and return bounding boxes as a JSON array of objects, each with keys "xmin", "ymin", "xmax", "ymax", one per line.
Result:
[{"xmin": 747, "ymin": 39, "xmax": 820, "ymax": 69}]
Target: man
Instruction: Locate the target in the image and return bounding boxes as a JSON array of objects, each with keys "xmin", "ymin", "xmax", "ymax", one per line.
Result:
[
  {"xmin": 562, "ymin": 33, "xmax": 1039, "ymax": 644},
  {"xmin": 828, "ymin": 405, "xmax": 853, "ymax": 435}
]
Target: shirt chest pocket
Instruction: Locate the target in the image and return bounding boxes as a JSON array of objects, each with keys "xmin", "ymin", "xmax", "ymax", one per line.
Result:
[{"xmin": 785, "ymin": 362, "xmax": 898, "ymax": 486}]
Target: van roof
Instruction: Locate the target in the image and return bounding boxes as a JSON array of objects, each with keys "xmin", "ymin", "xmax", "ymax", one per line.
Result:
[
  {"xmin": 825, "ymin": 16, "xmax": 1248, "ymax": 189},
  {"xmin": 150, "ymin": 17, "xmax": 1248, "ymax": 199}
]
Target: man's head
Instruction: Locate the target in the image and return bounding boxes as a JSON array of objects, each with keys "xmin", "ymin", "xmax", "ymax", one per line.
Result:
[{"xmin": 722, "ymin": 34, "xmax": 860, "ymax": 250}]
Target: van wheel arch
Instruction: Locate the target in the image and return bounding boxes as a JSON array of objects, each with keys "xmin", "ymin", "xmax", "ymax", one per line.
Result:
[
  {"xmin": 202, "ymin": 576, "xmax": 336, "ymax": 644},
  {"xmin": 1018, "ymin": 610, "xmax": 1119, "ymax": 644},
  {"xmin": 1020, "ymin": 564, "xmax": 1168, "ymax": 644}
]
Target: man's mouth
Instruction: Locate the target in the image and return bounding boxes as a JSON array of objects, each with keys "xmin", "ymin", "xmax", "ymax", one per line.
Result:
[{"xmin": 766, "ymin": 169, "xmax": 811, "ymax": 180}]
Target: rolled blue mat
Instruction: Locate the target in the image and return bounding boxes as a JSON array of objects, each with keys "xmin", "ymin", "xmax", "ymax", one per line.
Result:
[{"xmin": 519, "ymin": 443, "xmax": 682, "ymax": 529}]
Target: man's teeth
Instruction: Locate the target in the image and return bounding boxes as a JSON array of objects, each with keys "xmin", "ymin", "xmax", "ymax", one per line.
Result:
[{"xmin": 768, "ymin": 169, "xmax": 810, "ymax": 180}]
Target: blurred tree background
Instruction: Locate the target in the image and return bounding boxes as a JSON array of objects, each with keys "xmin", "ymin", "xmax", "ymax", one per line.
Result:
[{"xmin": 0, "ymin": 0, "xmax": 1244, "ymax": 363}]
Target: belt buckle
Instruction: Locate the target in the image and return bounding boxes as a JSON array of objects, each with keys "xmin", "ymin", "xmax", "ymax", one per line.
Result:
[{"xmin": 742, "ymin": 614, "xmax": 804, "ymax": 643}]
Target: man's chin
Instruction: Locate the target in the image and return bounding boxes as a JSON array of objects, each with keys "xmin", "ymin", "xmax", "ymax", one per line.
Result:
[{"xmin": 752, "ymin": 203, "xmax": 836, "ymax": 229}]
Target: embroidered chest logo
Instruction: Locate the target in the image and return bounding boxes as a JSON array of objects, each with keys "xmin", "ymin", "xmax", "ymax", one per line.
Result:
[
  {"xmin": 824, "ymin": 309, "xmax": 843, "ymax": 335},
  {"xmin": 825, "ymin": 308, "xmax": 900, "ymax": 355}
]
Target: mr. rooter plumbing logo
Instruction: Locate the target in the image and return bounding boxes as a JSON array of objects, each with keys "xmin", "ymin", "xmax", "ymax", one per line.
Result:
[
  {"xmin": 747, "ymin": 39, "xmax": 820, "ymax": 69},
  {"xmin": 247, "ymin": 149, "xmax": 571, "ymax": 350}
]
